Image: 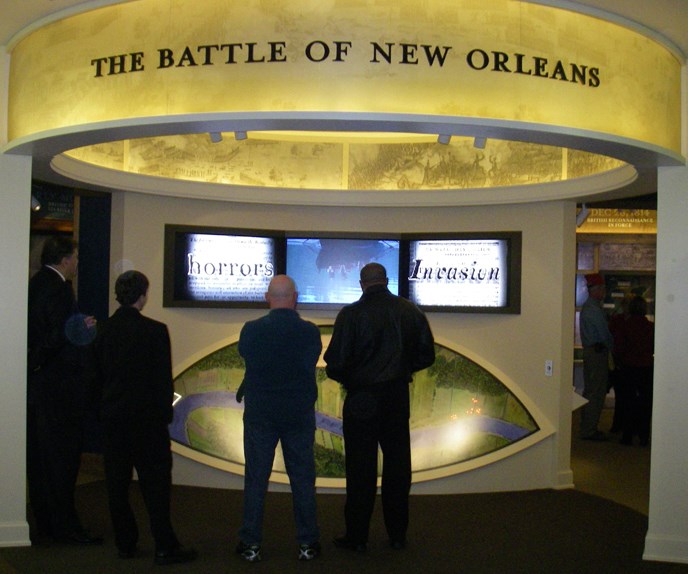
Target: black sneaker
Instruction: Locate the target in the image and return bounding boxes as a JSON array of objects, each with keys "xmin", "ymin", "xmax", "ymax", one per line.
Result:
[
  {"xmin": 236, "ymin": 541, "xmax": 262, "ymax": 562},
  {"xmin": 298, "ymin": 541, "xmax": 321, "ymax": 561},
  {"xmin": 581, "ymin": 430, "xmax": 608, "ymax": 441},
  {"xmin": 153, "ymin": 546, "xmax": 198, "ymax": 565},
  {"xmin": 333, "ymin": 536, "xmax": 367, "ymax": 553},
  {"xmin": 117, "ymin": 545, "xmax": 137, "ymax": 559}
]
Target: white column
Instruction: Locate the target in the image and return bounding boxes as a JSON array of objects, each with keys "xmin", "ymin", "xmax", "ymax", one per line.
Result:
[
  {"xmin": 644, "ymin": 165, "xmax": 688, "ymax": 564},
  {"xmin": 0, "ymin": 152, "xmax": 32, "ymax": 547},
  {"xmin": 0, "ymin": 44, "xmax": 31, "ymax": 547}
]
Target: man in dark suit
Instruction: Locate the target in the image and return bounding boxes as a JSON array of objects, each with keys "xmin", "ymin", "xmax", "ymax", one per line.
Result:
[
  {"xmin": 91, "ymin": 270, "xmax": 197, "ymax": 565},
  {"xmin": 27, "ymin": 236, "xmax": 101, "ymax": 545}
]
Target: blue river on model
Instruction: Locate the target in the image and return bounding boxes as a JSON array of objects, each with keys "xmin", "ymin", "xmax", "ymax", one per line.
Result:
[{"xmin": 169, "ymin": 390, "xmax": 532, "ymax": 447}]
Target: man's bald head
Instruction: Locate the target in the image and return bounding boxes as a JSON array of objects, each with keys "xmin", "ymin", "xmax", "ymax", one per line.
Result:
[{"xmin": 266, "ymin": 275, "xmax": 298, "ymax": 309}]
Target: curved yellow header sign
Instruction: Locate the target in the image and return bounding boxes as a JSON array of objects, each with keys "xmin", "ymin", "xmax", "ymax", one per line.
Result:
[{"xmin": 8, "ymin": 0, "xmax": 681, "ymax": 156}]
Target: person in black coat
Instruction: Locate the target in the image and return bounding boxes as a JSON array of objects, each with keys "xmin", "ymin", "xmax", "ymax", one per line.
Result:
[
  {"xmin": 27, "ymin": 236, "xmax": 101, "ymax": 545},
  {"xmin": 91, "ymin": 270, "xmax": 197, "ymax": 565},
  {"xmin": 324, "ymin": 263, "xmax": 435, "ymax": 552}
]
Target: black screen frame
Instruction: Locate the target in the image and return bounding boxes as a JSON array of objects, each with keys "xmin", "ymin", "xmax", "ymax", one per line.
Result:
[
  {"xmin": 162, "ymin": 225, "xmax": 522, "ymax": 314},
  {"xmin": 399, "ymin": 231, "xmax": 522, "ymax": 314}
]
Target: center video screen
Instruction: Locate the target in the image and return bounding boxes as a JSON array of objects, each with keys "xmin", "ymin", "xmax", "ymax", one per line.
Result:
[{"xmin": 286, "ymin": 236, "xmax": 400, "ymax": 307}]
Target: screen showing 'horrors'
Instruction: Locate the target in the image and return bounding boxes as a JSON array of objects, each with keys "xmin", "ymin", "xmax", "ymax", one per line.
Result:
[{"xmin": 177, "ymin": 233, "xmax": 276, "ymax": 302}]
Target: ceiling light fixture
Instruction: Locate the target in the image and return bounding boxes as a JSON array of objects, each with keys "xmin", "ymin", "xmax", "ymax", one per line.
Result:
[{"xmin": 474, "ymin": 137, "xmax": 487, "ymax": 149}]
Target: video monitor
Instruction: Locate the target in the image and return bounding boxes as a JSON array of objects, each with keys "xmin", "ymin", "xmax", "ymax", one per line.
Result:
[
  {"xmin": 286, "ymin": 234, "xmax": 400, "ymax": 309},
  {"xmin": 163, "ymin": 225, "xmax": 285, "ymax": 308},
  {"xmin": 400, "ymin": 232, "xmax": 522, "ymax": 314}
]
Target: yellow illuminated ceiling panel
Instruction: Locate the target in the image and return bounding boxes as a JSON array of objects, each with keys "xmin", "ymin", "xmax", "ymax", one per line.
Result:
[{"xmin": 8, "ymin": 0, "xmax": 681, "ymax": 153}]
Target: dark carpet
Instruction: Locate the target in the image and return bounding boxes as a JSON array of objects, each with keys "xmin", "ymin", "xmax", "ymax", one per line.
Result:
[{"xmin": 2, "ymin": 482, "xmax": 688, "ymax": 574}]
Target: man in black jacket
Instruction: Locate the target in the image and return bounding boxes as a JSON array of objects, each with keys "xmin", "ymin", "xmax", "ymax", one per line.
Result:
[
  {"xmin": 91, "ymin": 270, "xmax": 196, "ymax": 565},
  {"xmin": 324, "ymin": 263, "xmax": 435, "ymax": 552}
]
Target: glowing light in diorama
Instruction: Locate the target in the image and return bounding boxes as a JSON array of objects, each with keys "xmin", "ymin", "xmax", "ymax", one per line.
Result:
[
  {"xmin": 466, "ymin": 397, "xmax": 482, "ymax": 415},
  {"xmin": 442, "ymin": 419, "xmax": 474, "ymax": 450},
  {"xmin": 173, "ymin": 392, "xmax": 183, "ymax": 406},
  {"xmin": 31, "ymin": 195, "xmax": 41, "ymax": 211}
]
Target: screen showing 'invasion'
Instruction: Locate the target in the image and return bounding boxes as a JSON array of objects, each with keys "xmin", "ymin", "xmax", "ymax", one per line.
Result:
[{"xmin": 408, "ymin": 238, "xmax": 508, "ymax": 308}]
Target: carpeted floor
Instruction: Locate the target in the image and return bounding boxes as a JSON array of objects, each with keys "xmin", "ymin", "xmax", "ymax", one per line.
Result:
[
  {"xmin": 2, "ymin": 481, "xmax": 688, "ymax": 574},
  {"xmin": 2, "ymin": 405, "xmax": 685, "ymax": 573}
]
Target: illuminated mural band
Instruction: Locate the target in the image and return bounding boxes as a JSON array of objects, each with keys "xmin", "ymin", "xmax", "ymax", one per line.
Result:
[
  {"xmin": 63, "ymin": 136, "xmax": 627, "ymax": 192},
  {"xmin": 171, "ymin": 327, "xmax": 546, "ymax": 486}
]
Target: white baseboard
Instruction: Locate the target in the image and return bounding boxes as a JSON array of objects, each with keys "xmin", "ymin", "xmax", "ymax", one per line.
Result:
[
  {"xmin": 644, "ymin": 532, "xmax": 688, "ymax": 565},
  {"xmin": 0, "ymin": 521, "xmax": 30, "ymax": 548}
]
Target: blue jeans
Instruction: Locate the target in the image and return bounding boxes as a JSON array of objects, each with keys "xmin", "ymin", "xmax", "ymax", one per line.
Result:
[
  {"xmin": 240, "ymin": 412, "xmax": 319, "ymax": 545},
  {"xmin": 580, "ymin": 347, "xmax": 609, "ymax": 437}
]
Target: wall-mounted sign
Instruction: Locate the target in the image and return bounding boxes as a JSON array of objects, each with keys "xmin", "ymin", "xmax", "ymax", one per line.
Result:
[
  {"xmin": 8, "ymin": 0, "xmax": 681, "ymax": 155},
  {"xmin": 576, "ymin": 209, "xmax": 657, "ymax": 234}
]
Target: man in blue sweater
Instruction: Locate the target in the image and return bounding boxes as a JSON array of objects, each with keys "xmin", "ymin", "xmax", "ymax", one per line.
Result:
[
  {"xmin": 236, "ymin": 275, "xmax": 322, "ymax": 562},
  {"xmin": 579, "ymin": 273, "xmax": 614, "ymax": 441}
]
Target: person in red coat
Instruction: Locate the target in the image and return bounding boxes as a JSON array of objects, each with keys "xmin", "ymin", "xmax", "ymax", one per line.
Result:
[{"xmin": 617, "ymin": 296, "xmax": 655, "ymax": 446}]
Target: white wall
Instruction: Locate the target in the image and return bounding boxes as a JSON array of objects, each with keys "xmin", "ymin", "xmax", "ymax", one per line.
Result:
[{"xmin": 110, "ymin": 191, "xmax": 576, "ymax": 494}]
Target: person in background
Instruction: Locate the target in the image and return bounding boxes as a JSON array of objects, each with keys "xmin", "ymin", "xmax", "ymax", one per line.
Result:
[
  {"xmin": 27, "ymin": 236, "xmax": 101, "ymax": 545},
  {"xmin": 91, "ymin": 270, "xmax": 197, "ymax": 565},
  {"xmin": 608, "ymin": 294, "xmax": 633, "ymax": 434},
  {"xmin": 617, "ymin": 296, "xmax": 655, "ymax": 446},
  {"xmin": 579, "ymin": 273, "xmax": 614, "ymax": 441},
  {"xmin": 324, "ymin": 262, "xmax": 435, "ymax": 552},
  {"xmin": 235, "ymin": 275, "xmax": 322, "ymax": 563}
]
